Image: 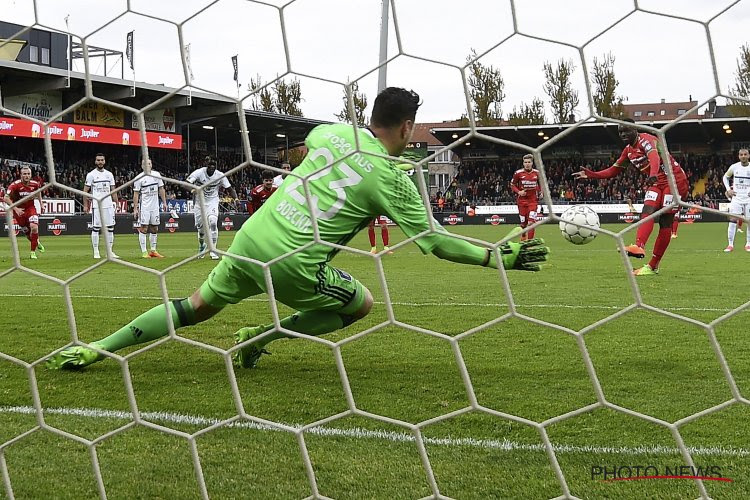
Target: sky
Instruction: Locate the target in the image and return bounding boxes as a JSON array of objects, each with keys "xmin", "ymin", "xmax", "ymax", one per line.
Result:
[{"xmin": 2, "ymin": 0, "xmax": 749, "ymax": 123}]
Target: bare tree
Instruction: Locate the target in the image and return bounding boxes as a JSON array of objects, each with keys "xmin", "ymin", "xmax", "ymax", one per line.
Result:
[
  {"xmin": 466, "ymin": 49, "xmax": 505, "ymax": 125},
  {"xmin": 543, "ymin": 58, "xmax": 579, "ymax": 123},
  {"xmin": 335, "ymin": 81, "xmax": 368, "ymax": 126},
  {"xmin": 507, "ymin": 97, "xmax": 546, "ymax": 125},
  {"xmin": 592, "ymin": 52, "xmax": 626, "ymax": 118},
  {"xmin": 729, "ymin": 44, "xmax": 750, "ymax": 117}
]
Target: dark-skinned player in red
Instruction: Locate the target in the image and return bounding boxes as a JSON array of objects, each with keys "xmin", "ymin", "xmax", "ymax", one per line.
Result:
[
  {"xmin": 511, "ymin": 154, "xmax": 542, "ymax": 241},
  {"xmin": 573, "ymin": 119, "xmax": 689, "ymax": 276}
]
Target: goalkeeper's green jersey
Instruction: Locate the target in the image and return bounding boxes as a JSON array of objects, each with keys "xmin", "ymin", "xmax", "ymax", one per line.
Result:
[{"xmin": 237, "ymin": 123, "xmax": 441, "ymax": 269}]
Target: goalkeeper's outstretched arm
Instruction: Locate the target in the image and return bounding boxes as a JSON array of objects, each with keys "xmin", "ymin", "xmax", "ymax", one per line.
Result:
[{"xmin": 430, "ymin": 229, "xmax": 549, "ymax": 272}]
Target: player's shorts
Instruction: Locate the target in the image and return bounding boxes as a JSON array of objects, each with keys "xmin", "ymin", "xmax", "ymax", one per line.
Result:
[
  {"xmin": 194, "ymin": 201, "xmax": 219, "ymax": 229},
  {"xmin": 14, "ymin": 208, "xmax": 38, "ymax": 228},
  {"xmin": 200, "ymin": 231, "xmax": 366, "ymax": 314},
  {"xmin": 728, "ymin": 198, "xmax": 750, "ymax": 217},
  {"xmin": 138, "ymin": 208, "xmax": 160, "ymax": 227},
  {"xmin": 92, "ymin": 206, "xmax": 115, "ymax": 228},
  {"xmin": 643, "ymin": 176, "xmax": 689, "ymax": 214},
  {"xmin": 517, "ymin": 200, "xmax": 538, "ymax": 225}
]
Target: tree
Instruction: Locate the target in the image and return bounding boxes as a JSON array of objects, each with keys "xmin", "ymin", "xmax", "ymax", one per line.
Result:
[
  {"xmin": 507, "ymin": 97, "xmax": 546, "ymax": 125},
  {"xmin": 334, "ymin": 81, "xmax": 368, "ymax": 125},
  {"xmin": 466, "ymin": 49, "xmax": 505, "ymax": 125},
  {"xmin": 543, "ymin": 58, "xmax": 580, "ymax": 123},
  {"xmin": 591, "ymin": 52, "xmax": 625, "ymax": 118},
  {"xmin": 729, "ymin": 44, "xmax": 750, "ymax": 117},
  {"xmin": 247, "ymin": 74, "xmax": 274, "ymax": 112},
  {"xmin": 273, "ymin": 77, "xmax": 304, "ymax": 116}
]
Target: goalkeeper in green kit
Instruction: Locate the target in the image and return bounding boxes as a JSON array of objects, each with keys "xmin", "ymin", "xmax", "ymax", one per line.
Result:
[{"xmin": 47, "ymin": 88, "xmax": 549, "ymax": 371}]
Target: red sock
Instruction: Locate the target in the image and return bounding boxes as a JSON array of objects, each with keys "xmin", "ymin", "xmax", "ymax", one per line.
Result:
[
  {"xmin": 528, "ymin": 227, "xmax": 536, "ymax": 239},
  {"xmin": 368, "ymin": 224, "xmax": 376, "ymax": 247},
  {"xmin": 739, "ymin": 219, "xmax": 744, "ymax": 229},
  {"xmin": 648, "ymin": 227, "xmax": 672, "ymax": 269},
  {"xmin": 381, "ymin": 225, "xmax": 389, "ymax": 246},
  {"xmin": 30, "ymin": 231, "xmax": 39, "ymax": 251},
  {"xmin": 671, "ymin": 218, "xmax": 679, "ymax": 235},
  {"xmin": 636, "ymin": 214, "xmax": 655, "ymax": 247}
]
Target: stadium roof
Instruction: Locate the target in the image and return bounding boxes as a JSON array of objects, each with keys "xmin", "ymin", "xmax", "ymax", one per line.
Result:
[
  {"xmin": 430, "ymin": 117, "xmax": 750, "ymax": 155},
  {"xmin": 0, "ymin": 59, "xmax": 326, "ymax": 150}
]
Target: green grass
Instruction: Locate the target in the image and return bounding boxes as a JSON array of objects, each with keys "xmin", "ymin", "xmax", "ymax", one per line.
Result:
[{"xmin": 1, "ymin": 222, "xmax": 749, "ymax": 499}]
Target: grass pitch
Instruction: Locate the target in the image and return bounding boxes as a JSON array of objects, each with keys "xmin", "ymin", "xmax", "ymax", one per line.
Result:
[{"xmin": 1, "ymin": 221, "xmax": 749, "ymax": 499}]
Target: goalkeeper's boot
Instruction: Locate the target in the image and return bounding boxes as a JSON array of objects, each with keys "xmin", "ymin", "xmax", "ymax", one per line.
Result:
[
  {"xmin": 633, "ymin": 264, "xmax": 659, "ymax": 276},
  {"xmin": 46, "ymin": 345, "xmax": 103, "ymax": 370},
  {"xmin": 142, "ymin": 251, "xmax": 151, "ymax": 259},
  {"xmin": 149, "ymin": 250, "xmax": 164, "ymax": 258},
  {"xmin": 30, "ymin": 251, "xmax": 37, "ymax": 260},
  {"xmin": 37, "ymin": 241, "xmax": 45, "ymax": 253},
  {"xmin": 232, "ymin": 326, "xmax": 271, "ymax": 369},
  {"xmin": 624, "ymin": 244, "xmax": 646, "ymax": 259}
]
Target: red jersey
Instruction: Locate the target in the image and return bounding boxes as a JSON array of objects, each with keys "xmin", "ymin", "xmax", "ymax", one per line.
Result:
[
  {"xmin": 511, "ymin": 169, "xmax": 541, "ymax": 202},
  {"xmin": 6, "ymin": 179, "xmax": 41, "ymax": 211},
  {"xmin": 249, "ymin": 184, "xmax": 277, "ymax": 214},
  {"xmin": 586, "ymin": 132, "xmax": 684, "ymax": 183}
]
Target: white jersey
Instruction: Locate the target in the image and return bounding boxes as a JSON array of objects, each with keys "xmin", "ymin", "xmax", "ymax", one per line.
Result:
[
  {"xmin": 186, "ymin": 167, "xmax": 231, "ymax": 204},
  {"xmin": 133, "ymin": 171, "xmax": 164, "ymax": 212},
  {"xmin": 724, "ymin": 162, "xmax": 750, "ymax": 203},
  {"xmin": 85, "ymin": 168, "xmax": 116, "ymax": 209},
  {"xmin": 272, "ymin": 174, "xmax": 284, "ymax": 189}
]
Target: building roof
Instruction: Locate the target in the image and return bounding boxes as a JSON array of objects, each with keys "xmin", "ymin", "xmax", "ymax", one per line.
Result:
[
  {"xmin": 624, "ymin": 100, "xmax": 702, "ymax": 121},
  {"xmin": 412, "ymin": 120, "xmax": 464, "ymax": 146}
]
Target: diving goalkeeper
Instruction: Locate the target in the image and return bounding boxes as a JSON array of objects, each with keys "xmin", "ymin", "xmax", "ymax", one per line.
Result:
[{"xmin": 47, "ymin": 87, "xmax": 549, "ymax": 371}]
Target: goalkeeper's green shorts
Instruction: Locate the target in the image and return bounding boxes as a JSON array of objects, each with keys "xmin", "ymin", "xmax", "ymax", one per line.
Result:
[{"xmin": 199, "ymin": 236, "xmax": 366, "ymax": 315}]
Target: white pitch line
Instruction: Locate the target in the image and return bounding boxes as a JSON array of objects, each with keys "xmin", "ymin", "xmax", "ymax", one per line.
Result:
[
  {"xmin": 0, "ymin": 293, "xmax": 732, "ymax": 313},
  {"xmin": 2, "ymin": 405, "xmax": 748, "ymax": 458}
]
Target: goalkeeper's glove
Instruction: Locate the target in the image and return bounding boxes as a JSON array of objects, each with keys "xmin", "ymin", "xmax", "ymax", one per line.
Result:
[{"xmin": 497, "ymin": 238, "xmax": 550, "ymax": 272}]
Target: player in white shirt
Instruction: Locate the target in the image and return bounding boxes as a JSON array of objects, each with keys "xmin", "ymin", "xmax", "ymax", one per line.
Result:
[
  {"xmin": 272, "ymin": 162, "xmax": 291, "ymax": 189},
  {"xmin": 723, "ymin": 147, "xmax": 750, "ymax": 252},
  {"xmin": 133, "ymin": 159, "xmax": 167, "ymax": 258},
  {"xmin": 186, "ymin": 156, "xmax": 238, "ymax": 259},
  {"xmin": 84, "ymin": 153, "xmax": 119, "ymax": 259}
]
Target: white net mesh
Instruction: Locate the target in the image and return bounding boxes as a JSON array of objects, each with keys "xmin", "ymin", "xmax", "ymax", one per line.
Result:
[{"xmin": 2, "ymin": 1, "xmax": 749, "ymax": 498}]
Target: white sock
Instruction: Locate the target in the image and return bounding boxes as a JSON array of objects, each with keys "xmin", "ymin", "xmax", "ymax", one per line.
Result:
[
  {"xmin": 209, "ymin": 218, "xmax": 218, "ymax": 247},
  {"xmin": 149, "ymin": 232, "xmax": 157, "ymax": 250},
  {"xmin": 91, "ymin": 230, "xmax": 100, "ymax": 251},
  {"xmin": 138, "ymin": 232, "xmax": 147, "ymax": 252},
  {"xmin": 728, "ymin": 222, "xmax": 737, "ymax": 246},
  {"xmin": 107, "ymin": 227, "xmax": 115, "ymax": 250}
]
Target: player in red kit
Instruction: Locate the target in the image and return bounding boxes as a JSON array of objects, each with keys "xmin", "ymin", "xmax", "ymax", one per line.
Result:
[
  {"xmin": 369, "ymin": 215, "xmax": 392, "ymax": 254},
  {"xmin": 574, "ymin": 119, "xmax": 689, "ymax": 275},
  {"xmin": 4, "ymin": 166, "xmax": 45, "ymax": 259},
  {"xmin": 249, "ymin": 170, "xmax": 277, "ymax": 215},
  {"xmin": 511, "ymin": 154, "xmax": 541, "ymax": 241}
]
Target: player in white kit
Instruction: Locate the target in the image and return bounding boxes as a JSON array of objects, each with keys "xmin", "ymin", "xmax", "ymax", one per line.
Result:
[
  {"xmin": 723, "ymin": 147, "xmax": 750, "ymax": 252},
  {"xmin": 84, "ymin": 153, "xmax": 118, "ymax": 259},
  {"xmin": 186, "ymin": 156, "xmax": 238, "ymax": 259},
  {"xmin": 133, "ymin": 159, "xmax": 167, "ymax": 258}
]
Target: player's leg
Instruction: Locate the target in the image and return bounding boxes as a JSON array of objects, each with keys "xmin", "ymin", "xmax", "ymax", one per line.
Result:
[
  {"xmin": 527, "ymin": 202, "xmax": 538, "ymax": 240},
  {"xmin": 148, "ymin": 210, "xmax": 163, "ymax": 258},
  {"xmin": 380, "ymin": 218, "xmax": 392, "ymax": 253},
  {"xmin": 368, "ymin": 219, "xmax": 377, "ymax": 253},
  {"xmin": 46, "ymin": 248, "xmax": 264, "ymax": 370},
  {"xmin": 233, "ymin": 263, "xmax": 373, "ymax": 368},
  {"xmin": 635, "ymin": 180, "xmax": 687, "ymax": 275},
  {"xmin": 208, "ymin": 211, "xmax": 219, "ymax": 260},
  {"xmin": 137, "ymin": 226, "xmax": 148, "ymax": 257},
  {"xmin": 726, "ymin": 198, "xmax": 742, "ymax": 252},
  {"xmin": 28, "ymin": 221, "xmax": 40, "ymax": 258},
  {"xmin": 625, "ymin": 188, "xmax": 660, "ymax": 258},
  {"xmin": 518, "ymin": 204, "xmax": 528, "ymax": 241},
  {"xmin": 671, "ymin": 215, "xmax": 679, "ymax": 238},
  {"xmin": 91, "ymin": 206, "xmax": 101, "ymax": 258},
  {"xmin": 194, "ymin": 205, "xmax": 206, "ymax": 256},
  {"xmin": 104, "ymin": 207, "xmax": 117, "ymax": 258},
  {"xmin": 743, "ymin": 203, "xmax": 750, "ymax": 251},
  {"xmin": 738, "ymin": 218, "xmax": 744, "ymax": 232}
]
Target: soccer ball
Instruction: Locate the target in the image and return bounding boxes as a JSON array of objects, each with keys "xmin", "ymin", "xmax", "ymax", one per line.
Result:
[{"xmin": 559, "ymin": 205, "xmax": 600, "ymax": 245}]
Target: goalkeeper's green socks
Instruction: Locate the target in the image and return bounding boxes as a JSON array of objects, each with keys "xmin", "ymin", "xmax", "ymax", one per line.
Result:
[
  {"xmin": 248, "ymin": 311, "xmax": 349, "ymax": 347},
  {"xmin": 93, "ymin": 299, "xmax": 197, "ymax": 353}
]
